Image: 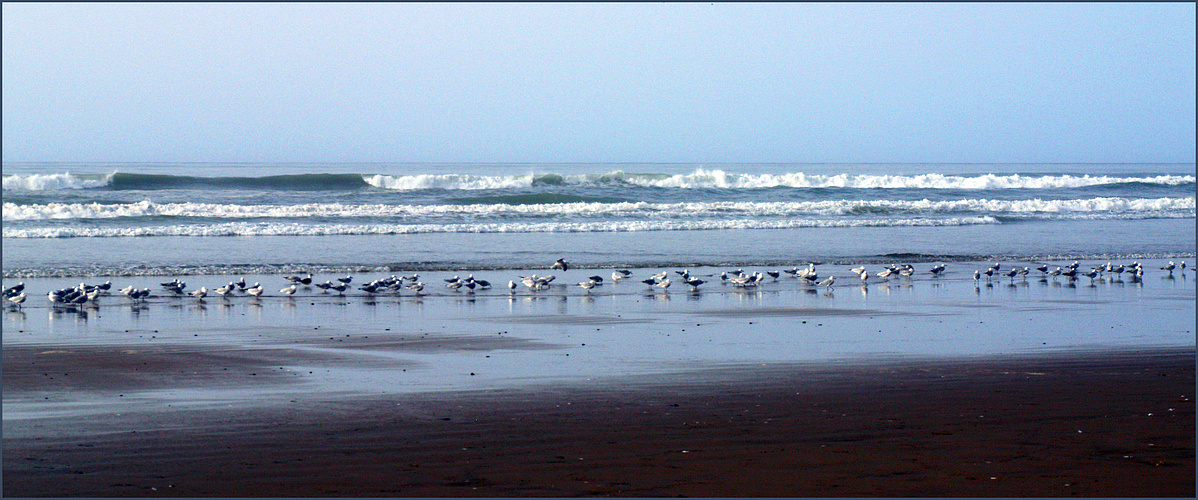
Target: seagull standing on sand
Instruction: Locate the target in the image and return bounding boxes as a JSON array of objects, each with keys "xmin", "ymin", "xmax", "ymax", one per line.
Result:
[
  {"xmin": 286, "ymin": 273, "xmax": 314, "ymax": 286},
  {"xmin": 7, "ymin": 292, "xmax": 27, "ymax": 308},
  {"xmin": 819, "ymin": 275, "xmax": 835, "ymax": 290},
  {"xmin": 3, "ymin": 282, "xmax": 26, "ymax": 298},
  {"xmin": 280, "ymin": 284, "xmax": 298, "ymax": 296}
]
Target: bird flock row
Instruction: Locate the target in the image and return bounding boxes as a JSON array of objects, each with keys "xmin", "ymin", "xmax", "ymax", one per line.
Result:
[
  {"xmin": 973, "ymin": 260, "xmax": 1185, "ymax": 284},
  {"xmin": 2, "ymin": 258, "xmax": 1188, "ymax": 310}
]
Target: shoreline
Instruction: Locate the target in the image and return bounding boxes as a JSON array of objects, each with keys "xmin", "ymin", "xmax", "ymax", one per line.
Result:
[
  {"xmin": 4, "ymin": 346, "xmax": 1194, "ymax": 497},
  {"xmin": 5, "ymin": 260, "xmax": 1194, "ymax": 496}
]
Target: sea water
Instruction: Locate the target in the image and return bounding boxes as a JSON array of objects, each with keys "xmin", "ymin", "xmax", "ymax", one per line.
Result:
[
  {"xmin": 3, "ymin": 162, "xmax": 1194, "ymax": 277},
  {"xmin": 3, "ymin": 162, "xmax": 1195, "ymax": 404}
]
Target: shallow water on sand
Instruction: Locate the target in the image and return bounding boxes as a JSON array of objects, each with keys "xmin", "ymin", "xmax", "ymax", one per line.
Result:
[{"xmin": 3, "ymin": 260, "xmax": 1194, "ymax": 422}]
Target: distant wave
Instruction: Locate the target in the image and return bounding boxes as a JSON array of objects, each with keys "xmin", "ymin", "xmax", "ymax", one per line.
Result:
[
  {"xmin": 365, "ymin": 169, "xmax": 1197, "ymax": 190},
  {"xmin": 2, "ymin": 217, "xmax": 1001, "ymax": 238},
  {"xmin": 5, "ymin": 197, "xmax": 1192, "ymax": 221},
  {"xmin": 2, "ymin": 172, "xmax": 115, "ymax": 190},
  {"xmin": 3, "ymin": 172, "xmax": 371, "ymax": 191},
  {"xmin": 6, "ymin": 169, "xmax": 1194, "ymax": 191}
]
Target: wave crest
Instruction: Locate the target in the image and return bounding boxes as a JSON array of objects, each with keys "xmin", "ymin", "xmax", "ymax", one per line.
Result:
[
  {"xmin": 2, "ymin": 217, "xmax": 1001, "ymax": 238},
  {"xmin": 363, "ymin": 169, "xmax": 1196, "ymax": 191},
  {"xmin": 2, "ymin": 172, "xmax": 114, "ymax": 190},
  {"xmin": 7, "ymin": 169, "xmax": 1194, "ymax": 192},
  {"xmin": 5, "ymin": 197, "xmax": 1192, "ymax": 221}
]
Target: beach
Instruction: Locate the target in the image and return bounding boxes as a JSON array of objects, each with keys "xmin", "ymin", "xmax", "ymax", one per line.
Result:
[
  {"xmin": 3, "ymin": 346, "xmax": 1194, "ymax": 497},
  {"xmin": 3, "ymin": 262, "xmax": 1195, "ymax": 497},
  {"xmin": 3, "ymin": 162, "xmax": 1195, "ymax": 496},
  {"xmin": 5, "ymin": 2, "xmax": 1196, "ymax": 495}
]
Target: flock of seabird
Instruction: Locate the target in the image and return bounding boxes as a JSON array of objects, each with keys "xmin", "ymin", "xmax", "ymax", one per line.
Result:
[
  {"xmin": 1, "ymin": 258, "xmax": 1189, "ymax": 310},
  {"xmin": 973, "ymin": 260, "xmax": 1184, "ymax": 284}
]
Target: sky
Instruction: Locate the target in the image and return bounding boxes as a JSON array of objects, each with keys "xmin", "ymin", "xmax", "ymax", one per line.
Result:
[{"xmin": 3, "ymin": 2, "xmax": 1195, "ymax": 164}]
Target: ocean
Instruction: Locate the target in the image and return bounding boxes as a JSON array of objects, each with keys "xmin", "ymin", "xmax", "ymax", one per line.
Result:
[
  {"xmin": 3, "ymin": 162, "xmax": 1194, "ymax": 278},
  {"xmin": 3, "ymin": 161, "xmax": 1195, "ymax": 405}
]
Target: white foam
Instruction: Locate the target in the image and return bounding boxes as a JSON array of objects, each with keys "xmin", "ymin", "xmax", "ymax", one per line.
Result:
[
  {"xmin": 6, "ymin": 169, "xmax": 1193, "ymax": 191},
  {"xmin": 2, "ymin": 172, "xmax": 114, "ymax": 191},
  {"xmin": 624, "ymin": 170, "xmax": 1197, "ymax": 189},
  {"xmin": 362, "ymin": 169, "xmax": 1196, "ymax": 191},
  {"xmin": 4, "ymin": 197, "xmax": 1193, "ymax": 221},
  {"xmin": 2, "ymin": 217, "xmax": 1002, "ymax": 238},
  {"xmin": 362, "ymin": 173, "xmax": 535, "ymax": 190}
]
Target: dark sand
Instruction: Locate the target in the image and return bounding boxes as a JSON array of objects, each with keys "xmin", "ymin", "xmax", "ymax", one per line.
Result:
[{"xmin": 4, "ymin": 346, "xmax": 1193, "ymax": 497}]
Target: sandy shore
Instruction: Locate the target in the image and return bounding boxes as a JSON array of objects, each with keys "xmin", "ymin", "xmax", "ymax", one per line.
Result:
[
  {"xmin": 3, "ymin": 347, "xmax": 1194, "ymax": 497},
  {"xmin": 3, "ymin": 263, "xmax": 1195, "ymax": 496}
]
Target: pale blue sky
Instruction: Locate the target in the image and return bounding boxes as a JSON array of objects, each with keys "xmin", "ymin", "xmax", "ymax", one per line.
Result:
[{"xmin": 3, "ymin": 2, "xmax": 1194, "ymax": 164}]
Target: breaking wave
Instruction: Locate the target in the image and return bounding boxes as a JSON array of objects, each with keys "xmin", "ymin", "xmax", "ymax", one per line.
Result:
[
  {"xmin": 5, "ymin": 197, "xmax": 1192, "ymax": 221},
  {"xmin": 2, "ymin": 217, "xmax": 1002, "ymax": 238},
  {"xmin": 6, "ymin": 169, "xmax": 1194, "ymax": 191}
]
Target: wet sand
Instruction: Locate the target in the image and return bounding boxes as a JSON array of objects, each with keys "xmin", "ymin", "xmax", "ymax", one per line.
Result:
[
  {"xmin": 3, "ymin": 346, "xmax": 1194, "ymax": 497},
  {"xmin": 3, "ymin": 263, "xmax": 1195, "ymax": 496}
]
